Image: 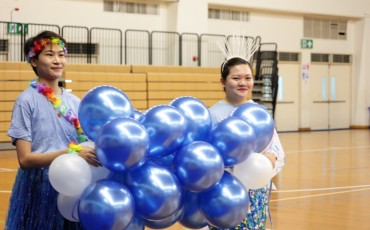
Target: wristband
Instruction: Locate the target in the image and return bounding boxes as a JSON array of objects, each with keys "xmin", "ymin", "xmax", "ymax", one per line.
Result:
[{"xmin": 68, "ymin": 142, "xmax": 81, "ymax": 154}]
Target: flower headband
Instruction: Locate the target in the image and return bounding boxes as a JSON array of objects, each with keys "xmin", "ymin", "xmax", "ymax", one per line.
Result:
[
  {"xmin": 26, "ymin": 37, "xmax": 68, "ymax": 63},
  {"xmin": 217, "ymin": 33, "xmax": 260, "ymax": 72}
]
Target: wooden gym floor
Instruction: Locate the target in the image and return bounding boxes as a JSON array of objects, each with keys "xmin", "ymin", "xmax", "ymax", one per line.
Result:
[{"xmin": 1, "ymin": 129, "xmax": 369, "ymax": 230}]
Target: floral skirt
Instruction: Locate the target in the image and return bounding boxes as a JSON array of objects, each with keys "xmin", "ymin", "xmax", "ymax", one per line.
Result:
[
  {"xmin": 209, "ymin": 187, "xmax": 268, "ymax": 230},
  {"xmin": 5, "ymin": 167, "xmax": 83, "ymax": 230}
]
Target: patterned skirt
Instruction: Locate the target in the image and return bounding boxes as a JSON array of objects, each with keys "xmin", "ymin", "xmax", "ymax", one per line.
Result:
[
  {"xmin": 5, "ymin": 167, "xmax": 83, "ymax": 230},
  {"xmin": 209, "ymin": 187, "xmax": 269, "ymax": 230}
]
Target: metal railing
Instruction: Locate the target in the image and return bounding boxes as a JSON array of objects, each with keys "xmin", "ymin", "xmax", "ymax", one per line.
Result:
[{"xmin": 0, "ymin": 21, "xmax": 263, "ymax": 67}]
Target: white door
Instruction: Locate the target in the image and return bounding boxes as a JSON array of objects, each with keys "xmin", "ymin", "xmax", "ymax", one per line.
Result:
[
  {"xmin": 310, "ymin": 64, "xmax": 351, "ymax": 130},
  {"xmin": 274, "ymin": 63, "xmax": 300, "ymax": 131},
  {"xmin": 328, "ymin": 64, "xmax": 351, "ymax": 129}
]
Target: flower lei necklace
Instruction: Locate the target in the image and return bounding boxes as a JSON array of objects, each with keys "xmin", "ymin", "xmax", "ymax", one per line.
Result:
[{"xmin": 30, "ymin": 79, "xmax": 87, "ymax": 143}]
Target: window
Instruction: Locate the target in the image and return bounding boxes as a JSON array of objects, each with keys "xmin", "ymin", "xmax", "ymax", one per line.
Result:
[
  {"xmin": 0, "ymin": 39, "xmax": 8, "ymax": 52},
  {"xmin": 311, "ymin": 53, "xmax": 351, "ymax": 63},
  {"xmin": 332, "ymin": 54, "xmax": 351, "ymax": 63},
  {"xmin": 311, "ymin": 53, "xmax": 330, "ymax": 63},
  {"xmin": 68, "ymin": 43, "xmax": 98, "ymax": 55},
  {"xmin": 278, "ymin": 52, "xmax": 300, "ymax": 62},
  {"xmin": 104, "ymin": 1, "xmax": 159, "ymax": 15},
  {"xmin": 208, "ymin": 7, "xmax": 249, "ymax": 21},
  {"xmin": 304, "ymin": 17, "xmax": 347, "ymax": 40}
]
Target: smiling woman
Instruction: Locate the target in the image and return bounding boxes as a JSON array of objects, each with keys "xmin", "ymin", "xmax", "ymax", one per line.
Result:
[
  {"xmin": 205, "ymin": 34, "xmax": 287, "ymax": 229},
  {"xmin": 4, "ymin": 31, "xmax": 99, "ymax": 230}
]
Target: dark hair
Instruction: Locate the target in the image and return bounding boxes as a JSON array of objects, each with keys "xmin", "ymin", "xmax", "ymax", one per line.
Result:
[
  {"xmin": 220, "ymin": 57, "xmax": 252, "ymax": 80},
  {"xmin": 24, "ymin": 31, "xmax": 66, "ymax": 74}
]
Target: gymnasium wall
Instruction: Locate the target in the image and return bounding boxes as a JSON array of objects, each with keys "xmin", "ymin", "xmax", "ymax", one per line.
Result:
[{"xmin": 0, "ymin": 0, "xmax": 369, "ymax": 128}]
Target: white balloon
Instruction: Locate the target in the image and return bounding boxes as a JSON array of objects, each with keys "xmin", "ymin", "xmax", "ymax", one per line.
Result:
[
  {"xmin": 81, "ymin": 141, "xmax": 111, "ymax": 183},
  {"xmin": 89, "ymin": 165, "xmax": 110, "ymax": 183},
  {"xmin": 49, "ymin": 153, "xmax": 92, "ymax": 196},
  {"xmin": 75, "ymin": 141, "xmax": 111, "ymax": 210},
  {"xmin": 233, "ymin": 153, "xmax": 274, "ymax": 189},
  {"xmin": 57, "ymin": 193, "xmax": 80, "ymax": 222}
]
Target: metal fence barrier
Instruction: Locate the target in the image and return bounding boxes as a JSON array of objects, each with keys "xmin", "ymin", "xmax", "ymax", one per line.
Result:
[{"xmin": 0, "ymin": 21, "xmax": 261, "ymax": 67}]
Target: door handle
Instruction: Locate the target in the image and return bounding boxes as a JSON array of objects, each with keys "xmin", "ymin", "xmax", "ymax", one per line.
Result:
[
  {"xmin": 313, "ymin": 100, "xmax": 330, "ymax": 103},
  {"xmin": 328, "ymin": 100, "xmax": 346, "ymax": 103},
  {"xmin": 277, "ymin": 101, "xmax": 294, "ymax": 104}
]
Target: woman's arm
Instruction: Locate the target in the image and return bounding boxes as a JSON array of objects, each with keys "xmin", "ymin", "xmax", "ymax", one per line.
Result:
[
  {"xmin": 16, "ymin": 139, "xmax": 100, "ymax": 169},
  {"xmin": 261, "ymin": 129, "xmax": 286, "ymax": 176}
]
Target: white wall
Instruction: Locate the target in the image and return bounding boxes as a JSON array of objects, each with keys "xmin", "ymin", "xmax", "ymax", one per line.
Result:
[
  {"xmin": 1, "ymin": 0, "xmax": 369, "ymax": 128},
  {"xmin": 170, "ymin": 0, "xmax": 208, "ymax": 34},
  {"xmin": 352, "ymin": 17, "xmax": 370, "ymax": 126},
  {"xmin": 0, "ymin": 0, "xmax": 170, "ymax": 31},
  {"xmin": 1, "ymin": 0, "xmax": 369, "ymax": 32},
  {"xmin": 208, "ymin": 0, "xmax": 370, "ymax": 18}
]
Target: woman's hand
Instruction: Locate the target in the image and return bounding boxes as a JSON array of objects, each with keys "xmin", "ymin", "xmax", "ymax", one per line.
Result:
[{"xmin": 78, "ymin": 146, "xmax": 101, "ymax": 167}]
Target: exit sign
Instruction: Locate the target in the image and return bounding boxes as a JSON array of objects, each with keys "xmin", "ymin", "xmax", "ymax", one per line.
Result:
[
  {"xmin": 7, "ymin": 23, "xmax": 28, "ymax": 34},
  {"xmin": 301, "ymin": 39, "xmax": 313, "ymax": 49}
]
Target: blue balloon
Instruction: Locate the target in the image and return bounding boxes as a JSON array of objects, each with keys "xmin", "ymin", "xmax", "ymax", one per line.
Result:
[
  {"xmin": 96, "ymin": 117, "xmax": 149, "ymax": 172},
  {"xmin": 125, "ymin": 161, "xmax": 183, "ymax": 220},
  {"xmin": 138, "ymin": 105, "xmax": 188, "ymax": 158},
  {"xmin": 172, "ymin": 141, "xmax": 224, "ymax": 192},
  {"xmin": 107, "ymin": 171, "xmax": 127, "ymax": 184},
  {"xmin": 133, "ymin": 109, "xmax": 143, "ymax": 120},
  {"xmin": 78, "ymin": 179, "xmax": 135, "ymax": 230},
  {"xmin": 124, "ymin": 215, "xmax": 145, "ymax": 230},
  {"xmin": 199, "ymin": 171, "xmax": 249, "ymax": 229},
  {"xmin": 144, "ymin": 205, "xmax": 184, "ymax": 229},
  {"xmin": 170, "ymin": 96, "xmax": 212, "ymax": 145},
  {"xmin": 179, "ymin": 191, "xmax": 208, "ymax": 229},
  {"xmin": 208, "ymin": 116, "xmax": 256, "ymax": 166},
  {"xmin": 79, "ymin": 85, "xmax": 134, "ymax": 141},
  {"xmin": 230, "ymin": 103, "xmax": 275, "ymax": 152},
  {"xmin": 148, "ymin": 152, "xmax": 175, "ymax": 171}
]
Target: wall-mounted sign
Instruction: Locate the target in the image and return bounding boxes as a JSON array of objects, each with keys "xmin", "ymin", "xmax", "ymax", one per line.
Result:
[
  {"xmin": 7, "ymin": 23, "xmax": 28, "ymax": 34},
  {"xmin": 301, "ymin": 39, "xmax": 313, "ymax": 49}
]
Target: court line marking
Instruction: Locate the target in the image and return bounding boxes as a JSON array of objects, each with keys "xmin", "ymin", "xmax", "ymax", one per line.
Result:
[
  {"xmin": 0, "ymin": 168, "xmax": 16, "ymax": 172},
  {"xmin": 1, "ymin": 146, "xmax": 370, "ymax": 201},
  {"xmin": 273, "ymin": 184, "xmax": 370, "ymax": 193},
  {"xmin": 270, "ymin": 187, "xmax": 370, "ymax": 202},
  {"xmin": 286, "ymin": 145, "xmax": 370, "ymax": 154}
]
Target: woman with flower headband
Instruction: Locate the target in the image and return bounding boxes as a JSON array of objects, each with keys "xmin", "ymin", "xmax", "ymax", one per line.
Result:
[
  {"xmin": 208, "ymin": 36, "xmax": 286, "ymax": 229},
  {"xmin": 5, "ymin": 30, "xmax": 100, "ymax": 229}
]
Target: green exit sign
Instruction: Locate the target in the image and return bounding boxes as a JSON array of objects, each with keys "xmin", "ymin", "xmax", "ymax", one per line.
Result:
[
  {"xmin": 7, "ymin": 23, "xmax": 28, "ymax": 34},
  {"xmin": 301, "ymin": 39, "xmax": 313, "ymax": 49}
]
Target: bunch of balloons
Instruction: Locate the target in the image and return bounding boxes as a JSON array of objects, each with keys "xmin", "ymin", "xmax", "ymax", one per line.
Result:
[{"xmin": 48, "ymin": 85, "xmax": 275, "ymax": 230}]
